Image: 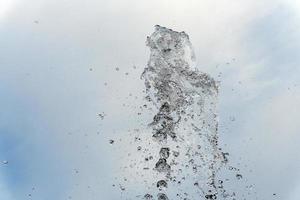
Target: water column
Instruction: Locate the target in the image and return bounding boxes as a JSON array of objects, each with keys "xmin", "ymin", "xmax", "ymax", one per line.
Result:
[{"xmin": 142, "ymin": 25, "xmax": 225, "ymax": 200}]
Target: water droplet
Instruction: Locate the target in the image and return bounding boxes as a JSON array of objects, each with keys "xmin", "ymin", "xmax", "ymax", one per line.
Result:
[
  {"xmin": 155, "ymin": 158, "xmax": 171, "ymax": 173},
  {"xmin": 144, "ymin": 193, "xmax": 153, "ymax": 199},
  {"xmin": 236, "ymin": 174, "xmax": 243, "ymax": 180},
  {"xmin": 109, "ymin": 140, "xmax": 114, "ymax": 144},
  {"xmin": 157, "ymin": 193, "xmax": 169, "ymax": 200},
  {"xmin": 159, "ymin": 148, "xmax": 170, "ymax": 159},
  {"xmin": 157, "ymin": 180, "xmax": 168, "ymax": 190}
]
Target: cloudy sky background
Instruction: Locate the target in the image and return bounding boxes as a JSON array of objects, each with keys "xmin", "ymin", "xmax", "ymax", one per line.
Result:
[{"xmin": 0, "ymin": 0, "xmax": 300, "ymax": 199}]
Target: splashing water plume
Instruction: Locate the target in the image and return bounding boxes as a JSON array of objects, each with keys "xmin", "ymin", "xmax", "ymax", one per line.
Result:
[
  {"xmin": 115, "ymin": 25, "xmax": 250, "ymax": 200},
  {"xmin": 139, "ymin": 25, "xmax": 228, "ymax": 199}
]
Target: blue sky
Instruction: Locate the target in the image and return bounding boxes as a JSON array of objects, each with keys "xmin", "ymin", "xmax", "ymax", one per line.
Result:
[{"xmin": 0, "ymin": 0, "xmax": 300, "ymax": 199}]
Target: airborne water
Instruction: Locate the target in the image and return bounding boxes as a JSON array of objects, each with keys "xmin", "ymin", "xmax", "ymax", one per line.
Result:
[
  {"xmin": 114, "ymin": 26, "xmax": 252, "ymax": 200},
  {"xmin": 140, "ymin": 25, "xmax": 227, "ymax": 199}
]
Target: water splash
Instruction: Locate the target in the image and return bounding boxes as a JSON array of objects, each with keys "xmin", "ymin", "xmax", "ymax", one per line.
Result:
[
  {"xmin": 140, "ymin": 25, "xmax": 227, "ymax": 199},
  {"xmin": 113, "ymin": 25, "xmax": 254, "ymax": 200}
]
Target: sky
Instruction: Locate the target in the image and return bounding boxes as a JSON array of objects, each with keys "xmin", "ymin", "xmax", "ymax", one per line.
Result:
[{"xmin": 0, "ymin": 0, "xmax": 300, "ymax": 199}]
